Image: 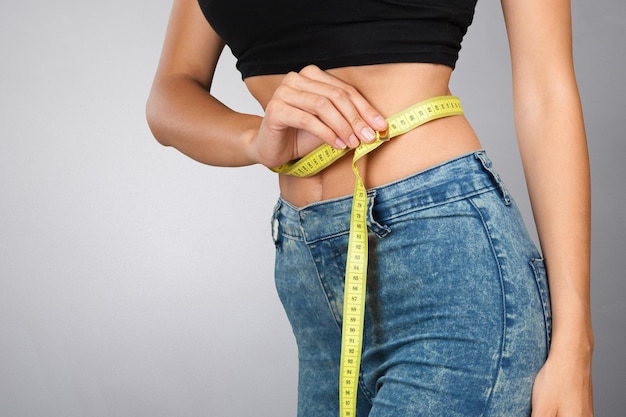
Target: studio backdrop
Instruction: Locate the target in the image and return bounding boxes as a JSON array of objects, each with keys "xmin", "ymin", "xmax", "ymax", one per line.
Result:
[{"xmin": 0, "ymin": 0, "xmax": 624, "ymax": 416}]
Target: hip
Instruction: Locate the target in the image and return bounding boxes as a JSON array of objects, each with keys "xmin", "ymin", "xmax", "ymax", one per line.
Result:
[{"xmin": 271, "ymin": 150, "xmax": 550, "ymax": 416}]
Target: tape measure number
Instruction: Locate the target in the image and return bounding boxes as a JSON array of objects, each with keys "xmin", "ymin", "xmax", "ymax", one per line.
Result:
[{"xmin": 272, "ymin": 96, "xmax": 464, "ymax": 417}]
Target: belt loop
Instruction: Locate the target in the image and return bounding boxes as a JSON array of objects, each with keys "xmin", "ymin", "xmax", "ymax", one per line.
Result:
[
  {"xmin": 366, "ymin": 190, "xmax": 391, "ymax": 238},
  {"xmin": 271, "ymin": 199, "xmax": 282, "ymax": 248},
  {"xmin": 474, "ymin": 151, "xmax": 512, "ymax": 205}
]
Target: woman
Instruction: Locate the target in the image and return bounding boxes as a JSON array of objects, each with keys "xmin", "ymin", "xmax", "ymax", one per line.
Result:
[{"xmin": 146, "ymin": 0, "xmax": 593, "ymax": 415}]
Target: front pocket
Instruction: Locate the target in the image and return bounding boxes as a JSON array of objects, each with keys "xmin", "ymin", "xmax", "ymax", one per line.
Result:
[{"xmin": 530, "ymin": 258, "xmax": 552, "ymax": 350}]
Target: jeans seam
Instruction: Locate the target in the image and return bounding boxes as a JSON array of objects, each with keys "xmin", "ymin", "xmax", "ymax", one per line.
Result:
[
  {"xmin": 474, "ymin": 151, "xmax": 512, "ymax": 205},
  {"xmin": 306, "ymin": 242, "xmax": 344, "ymax": 335},
  {"xmin": 468, "ymin": 196, "xmax": 507, "ymax": 416},
  {"xmin": 378, "ymin": 187, "xmax": 495, "ymax": 225},
  {"xmin": 358, "ymin": 375, "xmax": 374, "ymax": 407},
  {"xmin": 530, "ymin": 258, "xmax": 552, "ymax": 351}
]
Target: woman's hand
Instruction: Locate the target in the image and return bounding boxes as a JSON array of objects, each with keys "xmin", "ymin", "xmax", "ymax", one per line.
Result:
[
  {"xmin": 248, "ymin": 65, "xmax": 388, "ymax": 168},
  {"xmin": 531, "ymin": 349, "xmax": 594, "ymax": 416}
]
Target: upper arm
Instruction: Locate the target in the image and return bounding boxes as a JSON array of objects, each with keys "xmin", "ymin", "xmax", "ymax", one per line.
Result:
[
  {"xmin": 501, "ymin": 0, "xmax": 577, "ymax": 98},
  {"xmin": 153, "ymin": 0, "xmax": 225, "ymax": 89}
]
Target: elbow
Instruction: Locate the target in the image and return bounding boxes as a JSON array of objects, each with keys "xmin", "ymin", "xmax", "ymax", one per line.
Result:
[{"xmin": 145, "ymin": 93, "xmax": 172, "ymax": 147}]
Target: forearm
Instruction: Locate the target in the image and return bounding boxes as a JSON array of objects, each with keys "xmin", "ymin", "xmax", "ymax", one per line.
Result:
[
  {"xmin": 514, "ymin": 81, "xmax": 593, "ymax": 354},
  {"xmin": 146, "ymin": 74, "xmax": 262, "ymax": 167}
]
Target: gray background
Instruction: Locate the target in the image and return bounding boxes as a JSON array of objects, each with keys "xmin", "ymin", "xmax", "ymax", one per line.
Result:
[{"xmin": 0, "ymin": 0, "xmax": 623, "ymax": 415}]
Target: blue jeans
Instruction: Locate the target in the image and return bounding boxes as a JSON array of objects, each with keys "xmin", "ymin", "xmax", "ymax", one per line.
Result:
[{"xmin": 271, "ymin": 151, "xmax": 551, "ymax": 417}]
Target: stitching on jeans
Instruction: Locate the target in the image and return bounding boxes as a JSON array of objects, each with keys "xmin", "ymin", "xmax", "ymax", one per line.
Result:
[
  {"xmin": 474, "ymin": 151, "xmax": 512, "ymax": 205},
  {"xmin": 530, "ymin": 258, "xmax": 552, "ymax": 351},
  {"xmin": 468, "ymin": 197, "xmax": 507, "ymax": 417},
  {"xmin": 306, "ymin": 242, "xmax": 344, "ymax": 335}
]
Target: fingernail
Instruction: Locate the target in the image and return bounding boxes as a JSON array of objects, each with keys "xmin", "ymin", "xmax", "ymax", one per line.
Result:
[
  {"xmin": 361, "ymin": 127, "xmax": 376, "ymax": 142},
  {"xmin": 374, "ymin": 116, "xmax": 387, "ymax": 129},
  {"xmin": 335, "ymin": 138, "xmax": 348, "ymax": 149}
]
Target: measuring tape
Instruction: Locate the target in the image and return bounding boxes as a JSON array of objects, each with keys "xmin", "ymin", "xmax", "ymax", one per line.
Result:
[{"xmin": 272, "ymin": 96, "xmax": 463, "ymax": 417}]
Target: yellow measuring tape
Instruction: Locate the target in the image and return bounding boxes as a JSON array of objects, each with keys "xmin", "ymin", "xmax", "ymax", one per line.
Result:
[{"xmin": 272, "ymin": 96, "xmax": 463, "ymax": 417}]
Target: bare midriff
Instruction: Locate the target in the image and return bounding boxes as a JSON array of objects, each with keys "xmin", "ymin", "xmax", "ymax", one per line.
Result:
[{"xmin": 244, "ymin": 62, "xmax": 482, "ymax": 207}]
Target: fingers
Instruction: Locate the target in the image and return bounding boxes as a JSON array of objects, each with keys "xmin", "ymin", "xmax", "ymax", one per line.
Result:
[
  {"xmin": 298, "ymin": 65, "xmax": 388, "ymax": 131},
  {"xmin": 269, "ymin": 65, "xmax": 387, "ymax": 149},
  {"xmin": 264, "ymin": 95, "xmax": 351, "ymax": 150}
]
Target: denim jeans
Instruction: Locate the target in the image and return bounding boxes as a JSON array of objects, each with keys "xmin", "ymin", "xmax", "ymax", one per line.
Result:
[{"xmin": 271, "ymin": 151, "xmax": 551, "ymax": 417}]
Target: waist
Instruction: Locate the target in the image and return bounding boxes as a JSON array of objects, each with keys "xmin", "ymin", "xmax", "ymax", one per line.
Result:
[
  {"xmin": 274, "ymin": 150, "xmax": 500, "ymax": 243},
  {"xmin": 250, "ymin": 64, "xmax": 482, "ymax": 206},
  {"xmin": 279, "ymin": 113, "xmax": 482, "ymax": 207}
]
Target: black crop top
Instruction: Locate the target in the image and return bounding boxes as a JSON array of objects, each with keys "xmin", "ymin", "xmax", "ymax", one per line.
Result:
[{"xmin": 197, "ymin": 0, "xmax": 477, "ymax": 79}]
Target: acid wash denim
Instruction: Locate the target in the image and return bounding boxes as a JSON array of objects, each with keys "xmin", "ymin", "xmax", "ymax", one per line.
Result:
[{"xmin": 271, "ymin": 151, "xmax": 551, "ymax": 417}]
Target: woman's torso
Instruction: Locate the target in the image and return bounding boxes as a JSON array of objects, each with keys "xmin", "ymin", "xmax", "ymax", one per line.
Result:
[{"xmin": 245, "ymin": 62, "xmax": 482, "ymax": 207}]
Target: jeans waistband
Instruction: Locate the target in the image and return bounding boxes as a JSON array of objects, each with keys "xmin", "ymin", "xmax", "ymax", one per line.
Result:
[{"xmin": 272, "ymin": 150, "xmax": 509, "ymax": 244}]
